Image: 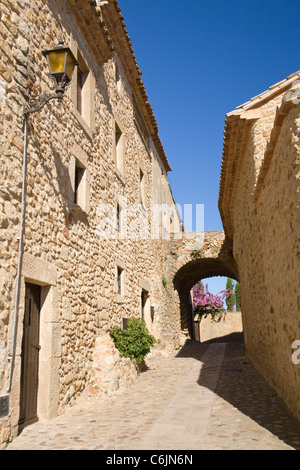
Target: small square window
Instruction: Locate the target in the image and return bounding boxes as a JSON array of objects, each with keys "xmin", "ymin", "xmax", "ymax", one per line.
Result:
[
  {"xmin": 68, "ymin": 146, "xmax": 90, "ymax": 214},
  {"xmin": 117, "ymin": 203, "xmax": 122, "ymax": 234},
  {"xmin": 115, "ymin": 123, "xmax": 123, "ymax": 173},
  {"xmin": 117, "ymin": 267, "xmax": 123, "ymax": 296},
  {"xmin": 74, "ymin": 163, "xmax": 85, "ymax": 205},
  {"xmin": 69, "ymin": 40, "xmax": 96, "ymax": 136},
  {"xmin": 71, "ymin": 48, "xmax": 92, "ymax": 128},
  {"xmin": 140, "ymin": 169, "xmax": 145, "ymax": 207},
  {"xmin": 77, "ymin": 66, "xmax": 88, "ymax": 117}
]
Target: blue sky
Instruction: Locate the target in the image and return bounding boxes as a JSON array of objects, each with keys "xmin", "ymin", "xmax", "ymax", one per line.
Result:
[{"xmin": 118, "ymin": 0, "xmax": 300, "ymax": 294}]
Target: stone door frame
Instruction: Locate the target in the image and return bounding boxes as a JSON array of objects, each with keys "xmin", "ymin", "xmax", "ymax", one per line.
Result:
[{"xmin": 14, "ymin": 254, "xmax": 61, "ymax": 430}]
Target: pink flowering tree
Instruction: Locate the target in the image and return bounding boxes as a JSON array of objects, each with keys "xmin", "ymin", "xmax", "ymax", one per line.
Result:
[{"xmin": 192, "ymin": 281, "xmax": 232, "ymax": 323}]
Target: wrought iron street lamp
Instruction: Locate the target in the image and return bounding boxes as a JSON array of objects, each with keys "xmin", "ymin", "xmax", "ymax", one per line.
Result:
[{"xmin": 24, "ymin": 40, "xmax": 78, "ymax": 115}]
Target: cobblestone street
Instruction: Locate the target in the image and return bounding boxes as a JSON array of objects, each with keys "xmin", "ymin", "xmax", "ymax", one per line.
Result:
[{"xmin": 6, "ymin": 339, "xmax": 300, "ymax": 451}]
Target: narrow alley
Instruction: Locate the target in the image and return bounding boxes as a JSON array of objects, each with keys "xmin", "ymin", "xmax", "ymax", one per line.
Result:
[{"xmin": 6, "ymin": 337, "xmax": 300, "ymax": 451}]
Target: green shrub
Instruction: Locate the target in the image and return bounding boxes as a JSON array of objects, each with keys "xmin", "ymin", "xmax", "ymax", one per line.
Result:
[{"xmin": 110, "ymin": 318, "xmax": 156, "ymax": 364}]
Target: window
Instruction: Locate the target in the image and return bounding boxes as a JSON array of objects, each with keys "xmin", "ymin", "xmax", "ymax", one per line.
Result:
[
  {"xmin": 139, "ymin": 169, "xmax": 145, "ymax": 207},
  {"xmin": 69, "ymin": 150, "xmax": 90, "ymax": 213},
  {"xmin": 77, "ymin": 66, "xmax": 88, "ymax": 118},
  {"xmin": 74, "ymin": 162, "xmax": 85, "ymax": 205},
  {"xmin": 113, "ymin": 117, "xmax": 125, "ymax": 177},
  {"xmin": 117, "ymin": 267, "xmax": 123, "ymax": 296},
  {"xmin": 117, "ymin": 203, "xmax": 122, "ymax": 235},
  {"xmin": 116, "ymin": 261, "xmax": 126, "ymax": 301},
  {"xmin": 115, "ymin": 122, "xmax": 123, "ymax": 173},
  {"xmin": 117, "ymin": 203, "xmax": 121, "ymax": 232},
  {"xmin": 69, "ymin": 43, "xmax": 94, "ymax": 133}
]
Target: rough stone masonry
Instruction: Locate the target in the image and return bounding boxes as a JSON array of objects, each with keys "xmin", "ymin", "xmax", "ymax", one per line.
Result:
[
  {"xmin": 1, "ymin": 0, "xmax": 300, "ymax": 450},
  {"xmin": 0, "ymin": 0, "xmax": 183, "ymax": 447}
]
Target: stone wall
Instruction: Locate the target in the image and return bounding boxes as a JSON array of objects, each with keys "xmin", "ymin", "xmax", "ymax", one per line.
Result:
[
  {"xmin": 199, "ymin": 311, "xmax": 243, "ymax": 343},
  {"xmin": 225, "ymin": 81, "xmax": 300, "ymax": 421},
  {"xmin": 0, "ymin": 0, "xmax": 182, "ymax": 447}
]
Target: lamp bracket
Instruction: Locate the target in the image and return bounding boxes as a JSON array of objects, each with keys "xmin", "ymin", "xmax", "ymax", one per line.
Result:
[
  {"xmin": 24, "ymin": 72, "xmax": 72, "ymax": 116},
  {"xmin": 24, "ymin": 92, "xmax": 59, "ymax": 115}
]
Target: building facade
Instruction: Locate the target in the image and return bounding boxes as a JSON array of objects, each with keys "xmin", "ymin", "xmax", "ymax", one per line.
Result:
[
  {"xmin": 219, "ymin": 73, "xmax": 300, "ymax": 422},
  {"xmin": 0, "ymin": 0, "xmax": 182, "ymax": 445},
  {"xmin": 3, "ymin": 0, "xmax": 300, "ymax": 449}
]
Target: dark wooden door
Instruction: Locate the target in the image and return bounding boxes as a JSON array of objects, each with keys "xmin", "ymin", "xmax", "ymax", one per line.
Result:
[{"xmin": 19, "ymin": 284, "xmax": 41, "ymax": 430}]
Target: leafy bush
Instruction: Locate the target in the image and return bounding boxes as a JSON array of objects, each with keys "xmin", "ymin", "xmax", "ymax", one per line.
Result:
[{"xmin": 110, "ymin": 318, "xmax": 156, "ymax": 364}]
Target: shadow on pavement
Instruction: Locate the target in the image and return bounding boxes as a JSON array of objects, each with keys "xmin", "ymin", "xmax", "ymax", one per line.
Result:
[
  {"xmin": 176, "ymin": 336, "xmax": 300, "ymax": 450},
  {"xmin": 203, "ymin": 332, "xmax": 244, "ymax": 343}
]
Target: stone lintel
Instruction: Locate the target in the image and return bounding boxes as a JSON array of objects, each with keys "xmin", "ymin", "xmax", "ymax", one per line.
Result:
[
  {"xmin": 22, "ymin": 253, "xmax": 57, "ymax": 286},
  {"xmin": 138, "ymin": 278, "xmax": 151, "ymax": 292}
]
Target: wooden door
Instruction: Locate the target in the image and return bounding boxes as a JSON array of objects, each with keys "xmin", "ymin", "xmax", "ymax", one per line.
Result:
[{"xmin": 19, "ymin": 284, "xmax": 41, "ymax": 430}]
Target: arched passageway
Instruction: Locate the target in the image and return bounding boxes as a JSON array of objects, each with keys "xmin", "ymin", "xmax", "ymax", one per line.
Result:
[
  {"xmin": 173, "ymin": 245, "xmax": 239, "ymax": 339},
  {"xmin": 162, "ymin": 231, "xmax": 239, "ymax": 343}
]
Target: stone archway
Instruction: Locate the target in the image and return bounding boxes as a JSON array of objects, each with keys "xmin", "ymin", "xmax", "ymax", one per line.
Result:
[
  {"xmin": 174, "ymin": 257, "xmax": 239, "ymax": 339},
  {"xmin": 163, "ymin": 231, "xmax": 239, "ymax": 341}
]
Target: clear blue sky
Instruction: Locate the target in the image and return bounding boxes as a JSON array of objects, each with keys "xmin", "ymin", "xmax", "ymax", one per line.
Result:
[{"xmin": 118, "ymin": 0, "xmax": 300, "ymax": 294}]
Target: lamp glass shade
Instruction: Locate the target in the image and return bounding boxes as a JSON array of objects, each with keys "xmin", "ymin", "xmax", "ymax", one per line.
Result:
[
  {"xmin": 47, "ymin": 50, "xmax": 67, "ymax": 74},
  {"xmin": 43, "ymin": 41, "xmax": 78, "ymax": 86},
  {"xmin": 65, "ymin": 53, "xmax": 76, "ymax": 80}
]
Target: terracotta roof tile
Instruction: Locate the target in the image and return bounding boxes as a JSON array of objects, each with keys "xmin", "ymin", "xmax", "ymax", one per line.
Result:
[{"xmin": 219, "ymin": 70, "xmax": 300, "ymax": 237}]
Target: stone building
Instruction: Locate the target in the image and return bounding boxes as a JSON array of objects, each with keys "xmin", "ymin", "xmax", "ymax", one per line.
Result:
[
  {"xmin": 0, "ymin": 0, "xmax": 182, "ymax": 445},
  {"xmin": 2, "ymin": 0, "xmax": 300, "ymax": 450},
  {"xmin": 219, "ymin": 72, "xmax": 300, "ymax": 422}
]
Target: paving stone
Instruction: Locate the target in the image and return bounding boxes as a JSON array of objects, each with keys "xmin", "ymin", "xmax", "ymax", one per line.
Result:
[{"xmin": 6, "ymin": 340, "xmax": 300, "ymax": 451}]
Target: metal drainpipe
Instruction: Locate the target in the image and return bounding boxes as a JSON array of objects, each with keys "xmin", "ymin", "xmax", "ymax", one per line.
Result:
[{"xmin": 7, "ymin": 115, "xmax": 28, "ymax": 393}]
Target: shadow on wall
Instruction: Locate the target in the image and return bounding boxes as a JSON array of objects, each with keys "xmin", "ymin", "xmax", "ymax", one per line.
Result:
[
  {"xmin": 202, "ymin": 331, "xmax": 244, "ymax": 343},
  {"xmin": 176, "ymin": 338, "xmax": 300, "ymax": 450}
]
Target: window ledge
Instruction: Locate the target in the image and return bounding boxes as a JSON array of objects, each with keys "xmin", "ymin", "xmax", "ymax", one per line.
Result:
[
  {"xmin": 67, "ymin": 200, "xmax": 89, "ymax": 221},
  {"xmin": 117, "ymin": 233, "xmax": 126, "ymax": 241},
  {"xmin": 115, "ymin": 168, "xmax": 126, "ymax": 185},
  {"xmin": 116, "ymin": 294, "xmax": 125, "ymax": 303}
]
